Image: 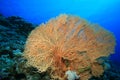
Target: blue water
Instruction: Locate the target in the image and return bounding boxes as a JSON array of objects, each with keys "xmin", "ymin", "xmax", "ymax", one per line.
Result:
[{"xmin": 0, "ymin": 0, "xmax": 120, "ymax": 63}]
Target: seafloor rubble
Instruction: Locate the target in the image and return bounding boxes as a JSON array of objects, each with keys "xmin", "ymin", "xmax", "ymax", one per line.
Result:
[{"xmin": 0, "ymin": 14, "xmax": 120, "ymax": 80}]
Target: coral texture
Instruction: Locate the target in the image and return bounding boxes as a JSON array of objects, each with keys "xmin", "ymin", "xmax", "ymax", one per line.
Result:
[{"xmin": 23, "ymin": 14, "xmax": 115, "ymax": 80}]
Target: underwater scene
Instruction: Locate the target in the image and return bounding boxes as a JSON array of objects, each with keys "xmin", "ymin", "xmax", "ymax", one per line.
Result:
[{"xmin": 0, "ymin": 0, "xmax": 120, "ymax": 80}]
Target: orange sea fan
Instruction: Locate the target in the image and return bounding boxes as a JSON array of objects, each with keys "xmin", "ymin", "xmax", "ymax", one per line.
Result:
[{"xmin": 23, "ymin": 14, "xmax": 115, "ymax": 80}]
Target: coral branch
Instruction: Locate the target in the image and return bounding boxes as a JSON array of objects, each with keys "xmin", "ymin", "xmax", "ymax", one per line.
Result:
[{"xmin": 23, "ymin": 14, "xmax": 116, "ymax": 80}]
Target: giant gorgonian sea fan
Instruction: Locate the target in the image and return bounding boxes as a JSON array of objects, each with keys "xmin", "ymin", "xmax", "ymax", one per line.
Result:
[{"xmin": 23, "ymin": 14, "xmax": 115, "ymax": 80}]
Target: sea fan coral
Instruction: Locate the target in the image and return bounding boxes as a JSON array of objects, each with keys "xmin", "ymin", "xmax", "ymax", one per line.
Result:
[{"xmin": 23, "ymin": 14, "xmax": 115, "ymax": 80}]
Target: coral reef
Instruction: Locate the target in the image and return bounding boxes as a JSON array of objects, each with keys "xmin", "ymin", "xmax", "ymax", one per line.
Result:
[
  {"xmin": 24, "ymin": 14, "xmax": 116, "ymax": 80},
  {"xmin": 0, "ymin": 14, "xmax": 35, "ymax": 80},
  {"xmin": 0, "ymin": 14, "xmax": 55, "ymax": 80},
  {"xmin": 0, "ymin": 14, "xmax": 119, "ymax": 80},
  {"xmin": 0, "ymin": 15, "xmax": 35, "ymax": 53}
]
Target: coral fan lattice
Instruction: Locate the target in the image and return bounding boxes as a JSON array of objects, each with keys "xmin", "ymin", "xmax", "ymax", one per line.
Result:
[{"xmin": 23, "ymin": 14, "xmax": 115, "ymax": 80}]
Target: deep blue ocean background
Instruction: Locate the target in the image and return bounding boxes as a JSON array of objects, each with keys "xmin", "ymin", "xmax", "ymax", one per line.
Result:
[{"xmin": 0, "ymin": 0, "xmax": 120, "ymax": 63}]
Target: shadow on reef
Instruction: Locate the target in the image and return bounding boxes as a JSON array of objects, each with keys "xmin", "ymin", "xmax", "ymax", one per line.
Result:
[{"xmin": 0, "ymin": 14, "xmax": 120, "ymax": 80}]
